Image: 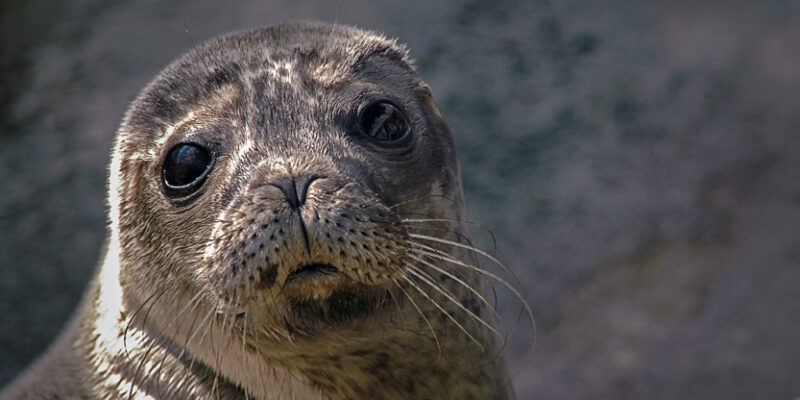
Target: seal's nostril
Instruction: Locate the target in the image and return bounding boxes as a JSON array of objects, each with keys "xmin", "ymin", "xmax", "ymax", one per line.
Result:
[
  {"xmin": 271, "ymin": 175, "xmax": 322, "ymax": 209},
  {"xmin": 295, "ymin": 174, "xmax": 320, "ymax": 206},
  {"xmin": 272, "ymin": 177, "xmax": 300, "ymax": 209}
]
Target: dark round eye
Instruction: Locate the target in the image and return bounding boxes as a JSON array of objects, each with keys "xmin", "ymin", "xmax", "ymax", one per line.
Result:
[
  {"xmin": 359, "ymin": 101, "xmax": 410, "ymax": 142},
  {"xmin": 162, "ymin": 143, "xmax": 212, "ymax": 197}
]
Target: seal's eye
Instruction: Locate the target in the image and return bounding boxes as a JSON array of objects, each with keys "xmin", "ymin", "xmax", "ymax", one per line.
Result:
[
  {"xmin": 162, "ymin": 143, "xmax": 212, "ymax": 197},
  {"xmin": 359, "ymin": 101, "xmax": 410, "ymax": 143}
]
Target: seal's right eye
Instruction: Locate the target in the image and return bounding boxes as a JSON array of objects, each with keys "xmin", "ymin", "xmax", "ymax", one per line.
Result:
[{"xmin": 162, "ymin": 143, "xmax": 213, "ymax": 197}]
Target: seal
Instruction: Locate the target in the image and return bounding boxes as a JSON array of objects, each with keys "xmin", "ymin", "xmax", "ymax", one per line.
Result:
[{"xmin": 1, "ymin": 21, "xmax": 526, "ymax": 400}]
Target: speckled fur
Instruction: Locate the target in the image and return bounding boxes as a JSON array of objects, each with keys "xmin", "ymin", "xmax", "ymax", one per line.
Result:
[{"xmin": 0, "ymin": 22, "xmax": 516, "ymax": 400}]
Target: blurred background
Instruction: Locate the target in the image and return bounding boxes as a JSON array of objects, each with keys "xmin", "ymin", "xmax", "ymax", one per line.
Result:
[{"xmin": 1, "ymin": 0, "xmax": 799, "ymax": 398}]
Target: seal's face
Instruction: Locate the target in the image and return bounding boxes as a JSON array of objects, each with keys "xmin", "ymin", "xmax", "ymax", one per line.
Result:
[{"xmin": 113, "ymin": 24, "xmax": 463, "ymax": 343}]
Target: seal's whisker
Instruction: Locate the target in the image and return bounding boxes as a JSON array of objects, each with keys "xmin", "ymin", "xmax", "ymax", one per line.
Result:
[
  {"xmin": 411, "ymin": 243, "xmax": 522, "ymax": 321},
  {"xmin": 151, "ymin": 304, "xmax": 193, "ymax": 398},
  {"xmin": 406, "ymin": 264, "xmax": 502, "ymax": 340},
  {"xmin": 123, "ymin": 287, "xmax": 164, "ymax": 358},
  {"xmin": 129, "ymin": 330, "xmax": 161, "ymax": 399},
  {"xmin": 152, "ymin": 341, "xmax": 174, "ymax": 398},
  {"xmin": 175, "ymin": 291, "xmax": 207, "ymax": 361},
  {"xmin": 384, "ymin": 284, "xmax": 429, "ymax": 354},
  {"xmin": 408, "ymin": 252, "xmax": 513, "ymax": 363},
  {"xmin": 125, "ymin": 286, "xmax": 172, "ymax": 400},
  {"xmin": 388, "ymin": 192, "xmax": 459, "ymax": 210},
  {"xmin": 215, "ymin": 307, "xmax": 235, "ymax": 381},
  {"xmin": 401, "ymin": 221, "xmax": 499, "ymax": 298},
  {"xmin": 401, "ymin": 223, "xmax": 478, "ymax": 255},
  {"xmin": 408, "ymin": 253, "xmax": 506, "ymax": 335},
  {"xmin": 402, "ymin": 274, "xmax": 485, "ymax": 351},
  {"xmin": 155, "ymin": 295, "xmax": 195, "ymax": 382},
  {"xmin": 148, "ymin": 292, "xmax": 205, "ymax": 398},
  {"xmin": 410, "ymin": 242, "xmax": 537, "ymax": 360},
  {"xmin": 171, "ymin": 293, "xmax": 205, "ymax": 394},
  {"xmin": 208, "ymin": 301, "xmax": 232, "ymax": 400},
  {"xmin": 409, "ymin": 233, "xmax": 523, "ymax": 291},
  {"xmin": 264, "ymin": 284, "xmax": 293, "ymax": 342},
  {"xmin": 389, "ymin": 276, "xmax": 443, "ymax": 360},
  {"xmin": 401, "ymin": 217, "xmax": 499, "ymax": 252},
  {"xmin": 241, "ymin": 308, "xmax": 248, "ymax": 362},
  {"xmin": 412, "ymin": 252, "xmax": 536, "ymax": 386},
  {"xmin": 408, "ymin": 241, "xmax": 500, "ymax": 308},
  {"xmin": 186, "ymin": 305, "xmax": 218, "ymax": 372},
  {"xmin": 212, "ymin": 306, "xmax": 235, "ymax": 400}
]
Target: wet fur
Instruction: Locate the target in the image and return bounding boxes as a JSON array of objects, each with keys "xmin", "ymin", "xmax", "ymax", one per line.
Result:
[{"xmin": 0, "ymin": 22, "xmax": 527, "ymax": 400}]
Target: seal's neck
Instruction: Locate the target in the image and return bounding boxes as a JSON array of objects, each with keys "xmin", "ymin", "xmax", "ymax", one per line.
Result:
[
  {"xmin": 88, "ymin": 242, "xmax": 507, "ymax": 399},
  {"xmin": 87, "ymin": 249, "xmax": 325, "ymax": 399}
]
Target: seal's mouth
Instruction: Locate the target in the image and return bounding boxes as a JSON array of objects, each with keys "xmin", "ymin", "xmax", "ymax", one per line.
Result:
[{"xmin": 286, "ymin": 263, "xmax": 339, "ymax": 282}]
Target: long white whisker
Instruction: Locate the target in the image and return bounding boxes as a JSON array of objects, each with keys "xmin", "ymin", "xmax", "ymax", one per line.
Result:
[
  {"xmin": 402, "ymin": 275, "xmax": 484, "ymax": 351},
  {"xmin": 406, "ymin": 265, "xmax": 502, "ymax": 339},
  {"xmin": 187, "ymin": 305, "xmax": 217, "ymax": 372},
  {"xmin": 402, "ymin": 218, "xmax": 499, "ymax": 251},
  {"xmin": 241, "ymin": 310, "xmax": 248, "ymax": 358},
  {"xmin": 411, "ymin": 242, "xmax": 536, "ymax": 354},
  {"xmin": 412, "ymin": 243, "xmax": 517, "ymax": 302},
  {"xmin": 408, "ymin": 253, "xmax": 506, "ymax": 334},
  {"xmin": 409, "ymin": 233, "xmax": 523, "ymax": 290},
  {"xmin": 213, "ymin": 307, "xmax": 234, "ymax": 400},
  {"xmin": 389, "ymin": 276, "xmax": 443, "ymax": 359},
  {"xmin": 176, "ymin": 293, "xmax": 206, "ymax": 361},
  {"xmin": 125, "ymin": 287, "xmax": 171, "ymax": 400}
]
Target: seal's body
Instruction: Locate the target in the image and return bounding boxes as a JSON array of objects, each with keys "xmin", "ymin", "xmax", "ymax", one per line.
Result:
[{"xmin": 1, "ymin": 22, "xmax": 516, "ymax": 399}]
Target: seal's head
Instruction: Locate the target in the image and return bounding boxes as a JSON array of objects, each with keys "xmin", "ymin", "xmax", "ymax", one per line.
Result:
[{"xmin": 106, "ymin": 21, "xmax": 514, "ymax": 399}]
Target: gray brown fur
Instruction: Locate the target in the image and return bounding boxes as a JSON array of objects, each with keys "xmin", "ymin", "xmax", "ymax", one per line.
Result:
[{"xmin": 0, "ymin": 22, "xmax": 516, "ymax": 399}]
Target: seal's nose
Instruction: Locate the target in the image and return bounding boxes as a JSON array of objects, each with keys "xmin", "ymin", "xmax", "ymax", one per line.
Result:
[{"xmin": 270, "ymin": 175, "xmax": 321, "ymax": 209}]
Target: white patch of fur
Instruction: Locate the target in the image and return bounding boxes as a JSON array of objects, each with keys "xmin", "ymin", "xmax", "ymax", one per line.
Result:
[
  {"xmin": 151, "ymin": 111, "xmax": 197, "ymax": 158},
  {"xmin": 203, "ymin": 136, "xmax": 255, "ymax": 263},
  {"xmin": 267, "ymin": 59, "xmax": 296, "ymax": 84},
  {"xmin": 163, "ymin": 111, "xmax": 196, "ymax": 141},
  {"xmin": 312, "ymin": 62, "xmax": 343, "ymax": 86},
  {"xmin": 227, "ymin": 137, "xmax": 253, "ymax": 175},
  {"xmin": 90, "ymin": 142, "xmax": 158, "ymax": 399},
  {"xmin": 203, "ymin": 220, "xmax": 223, "ymax": 263}
]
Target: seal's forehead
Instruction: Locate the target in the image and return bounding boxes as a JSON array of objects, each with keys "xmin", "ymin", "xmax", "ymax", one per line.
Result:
[
  {"xmin": 196, "ymin": 22, "xmax": 410, "ymax": 84},
  {"xmin": 120, "ymin": 22, "xmax": 412, "ymax": 148}
]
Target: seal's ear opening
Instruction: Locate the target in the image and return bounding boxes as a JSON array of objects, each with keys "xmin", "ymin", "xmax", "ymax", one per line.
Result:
[{"xmin": 417, "ymin": 82, "xmax": 447, "ymax": 122}]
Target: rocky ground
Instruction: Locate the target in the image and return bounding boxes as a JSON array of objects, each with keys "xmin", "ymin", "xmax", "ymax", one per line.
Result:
[{"xmin": 1, "ymin": 0, "xmax": 798, "ymax": 398}]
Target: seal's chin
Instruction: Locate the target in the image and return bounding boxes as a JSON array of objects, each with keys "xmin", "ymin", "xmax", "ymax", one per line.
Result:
[
  {"xmin": 285, "ymin": 284, "xmax": 393, "ymax": 333},
  {"xmin": 277, "ymin": 262, "xmax": 396, "ymax": 332}
]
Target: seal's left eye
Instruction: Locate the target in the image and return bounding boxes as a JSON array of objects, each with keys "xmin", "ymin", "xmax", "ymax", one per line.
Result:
[
  {"xmin": 359, "ymin": 101, "xmax": 410, "ymax": 143},
  {"xmin": 162, "ymin": 143, "xmax": 213, "ymax": 197}
]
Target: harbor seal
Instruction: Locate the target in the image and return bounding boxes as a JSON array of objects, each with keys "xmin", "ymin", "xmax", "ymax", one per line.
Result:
[{"xmin": 1, "ymin": 22, "xmax": 526, "ymax": 399}]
